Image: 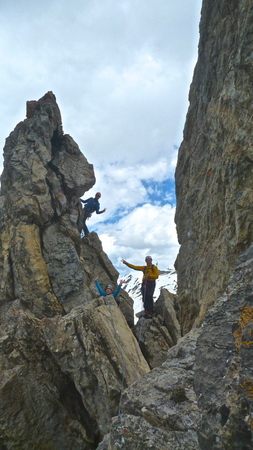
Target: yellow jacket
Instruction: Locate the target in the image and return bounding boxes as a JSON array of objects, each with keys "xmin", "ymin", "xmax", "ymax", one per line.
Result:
[{"xmin": 125, "ymin": 262, "xmax": 159, "ymax": 281}]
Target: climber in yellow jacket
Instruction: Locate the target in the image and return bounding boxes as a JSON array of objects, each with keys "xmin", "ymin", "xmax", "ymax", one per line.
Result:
[{"xmin": 121, "ymin": 256, "xmax": 159, "ymax": 319}]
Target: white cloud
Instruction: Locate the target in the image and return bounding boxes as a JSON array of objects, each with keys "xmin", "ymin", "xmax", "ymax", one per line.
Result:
[
  {"xmin": 0, "ymin": 0, "xmax": 202, "ymax": 163},
  {"xmin": 82, "ymin": 158, "xmax": 176, "ymax": 221},
  {"xmin": 95, "ymin": 203, "xmax": 179, "ymax": 273},
  {"xmin": 0, "ymin": 0, "xmax": 202, "ymax": 281}
]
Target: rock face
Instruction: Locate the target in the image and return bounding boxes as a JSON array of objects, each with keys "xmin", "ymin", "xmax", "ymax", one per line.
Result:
[
  {"xmin": 0, "ymin": 92, "xmax": 150, "ymax": 448},
  {"xmin": 194, "ymin": 244, "xmax": 253, "ymax": 448},
  {"xmin": 175, "ymin": 0, "xmax": 253, "ymax": 333}
]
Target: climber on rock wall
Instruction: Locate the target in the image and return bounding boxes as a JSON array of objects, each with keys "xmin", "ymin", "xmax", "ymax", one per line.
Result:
[
  {"xmin": 80, "ymin": 192, "xmax": 106, "ymax": 236},
  {"xmin": 94, "ymin": 276, "xmax": 126, "ymax": 305},
  {"xmin": 121, "ymin": 256, "xmax": 159, "ymax": 319}
]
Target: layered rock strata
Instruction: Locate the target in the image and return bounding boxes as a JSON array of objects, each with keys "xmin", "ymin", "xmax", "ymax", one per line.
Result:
[{"xmin": 175, "ymin": 0, "xmax": 253, "ymax": 333}]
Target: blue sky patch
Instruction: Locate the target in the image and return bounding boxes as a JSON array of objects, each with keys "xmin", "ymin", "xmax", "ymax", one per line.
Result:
[{"xmin": 142, "ymin": 177, "xmax": 176, "ymax": 206}]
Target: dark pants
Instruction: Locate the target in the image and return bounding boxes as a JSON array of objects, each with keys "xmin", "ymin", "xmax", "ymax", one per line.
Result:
[
  {"xmin": 82, "ymin": 211, "xmax": 91, "ymax": 235},
  {"xmin": 141, "ymin": 280, "xmax": 155, "ymax": 313}
]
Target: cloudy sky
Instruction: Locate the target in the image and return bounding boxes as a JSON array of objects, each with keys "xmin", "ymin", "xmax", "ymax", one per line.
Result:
[{"xmin": 0, "ymin": 0, "xmax": 202, "ymax": 276}]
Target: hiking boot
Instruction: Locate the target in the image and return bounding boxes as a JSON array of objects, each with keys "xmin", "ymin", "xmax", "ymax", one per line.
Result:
[{"xmin": 143, "ymin": 313, "xmax": 153, "ymax": 319}]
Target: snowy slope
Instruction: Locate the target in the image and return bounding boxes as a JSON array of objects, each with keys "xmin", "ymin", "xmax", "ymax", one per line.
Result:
[{"xmin": 120, "ymin": 268, "xmax": 177, "ymax": 318}]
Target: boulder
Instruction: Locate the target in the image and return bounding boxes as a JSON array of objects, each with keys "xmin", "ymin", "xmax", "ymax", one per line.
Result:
[{"xmin": 133, "ymin": 316, "xmax": 174, "ymax": 369}]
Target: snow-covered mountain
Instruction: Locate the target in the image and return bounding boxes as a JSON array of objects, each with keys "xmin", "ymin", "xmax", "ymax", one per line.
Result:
[{"xmin": 121, "ymin": 268, "xmax": 177, "ymax": 319}]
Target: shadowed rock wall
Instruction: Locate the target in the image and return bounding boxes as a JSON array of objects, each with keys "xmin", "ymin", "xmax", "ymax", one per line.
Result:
[{"xmin": 175, "ymin": 0, "xmax": 253, "ymax": 333}]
